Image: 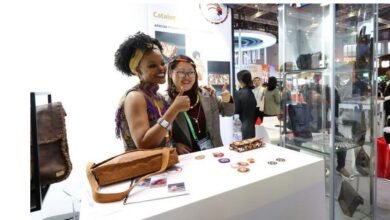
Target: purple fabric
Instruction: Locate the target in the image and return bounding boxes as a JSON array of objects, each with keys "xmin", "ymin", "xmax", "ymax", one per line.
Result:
[
  {"xmin": 115, "ymin": 83, "xmax": 170, "ymax": 139},
  {"xmin": 115, "ymin": 106, "xmax": 124, "ymax": 138}
]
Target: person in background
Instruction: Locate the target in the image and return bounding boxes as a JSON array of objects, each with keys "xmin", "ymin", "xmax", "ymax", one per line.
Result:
[
  {"xmin": 379, "ymin": 69, "xmax": 390, "ymax": 97},
  {"xmin": 114, "ymin": 32, "xmax": 190, "ymax": 151},
  {"xmin": 351, "ymin": 72, "xmax": 369, "ymax": 146},
  {"xmin": 382, "ymin": 70, "xmax": 390, "ymax": 119},
  {"xmin": 349, "ymin": 71, "xmax": 370, "ymax": 176},
  {"xmin": 333, "ymin": 76, "xmax": 350, "ymax": 178},
  {"xmin": 263, "ymin": 76, "xmax": 281, "ymax": 121},
  {"xmin": 252, "ymin": 76, "xmax": 265, "ymax": 122},
  {"xmin": 166, "ymin": 55, "xmax": 235, "ymax": 154},
  {"xmin": 235, "ymin": 70, "xmax": 257, "ymax": 139}
]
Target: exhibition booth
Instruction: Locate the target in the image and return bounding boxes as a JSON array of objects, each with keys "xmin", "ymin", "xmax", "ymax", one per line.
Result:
[{"xmin": 28, "ymin": 3, "xmax": 390, "ymax": 220}]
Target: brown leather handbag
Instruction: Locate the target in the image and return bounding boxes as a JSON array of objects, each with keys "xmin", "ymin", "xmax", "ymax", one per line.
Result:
[
  {"xmin": 86, "ymin": 147, "xmax": 179, "ymax": 203},
  {"xmin": 32, "ymin": 102, "xmax": 72, "ymax": 185},
  {"xmin": 338, "ymin": 180, "xmax": 364, "ymax": 217}
]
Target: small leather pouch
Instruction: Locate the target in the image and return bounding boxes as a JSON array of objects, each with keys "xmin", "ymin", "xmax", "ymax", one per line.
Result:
[
  {"xmin": 229, "ymin": 137, "xmax": 265, "ymax": 153},
  {"xmin": 338, "ymin": 180, "xmax": 364, "ymax": 217}
]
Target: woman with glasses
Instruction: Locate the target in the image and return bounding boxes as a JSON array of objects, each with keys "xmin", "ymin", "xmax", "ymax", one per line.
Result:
[
  {"xmin": 114, "ymin": 32, "xmax": 190, "ymax": 151},
  {"xmin": 166, "ymin": 55, "xmax": 235, "ymax": 154}
]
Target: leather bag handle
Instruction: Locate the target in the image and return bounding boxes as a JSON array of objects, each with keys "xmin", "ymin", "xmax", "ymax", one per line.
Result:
[{"xmin": 86, "ymin": 147, "xmax": 171, "ymax": 203}]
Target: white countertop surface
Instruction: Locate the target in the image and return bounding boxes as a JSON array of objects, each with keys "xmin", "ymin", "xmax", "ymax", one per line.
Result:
[{"xmin": 80, "ymin": 144, "xmax": 325, "ymax": 220}]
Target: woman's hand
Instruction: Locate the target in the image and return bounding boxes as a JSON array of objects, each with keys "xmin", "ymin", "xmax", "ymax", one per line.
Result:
[
  {"xmin": 220, "ymin": 82, "xmax": 231, "ymax": 103},
  {"xmin": 171, "ymin": 87, "xmax": 190, "ymax": 113},
  {"xmin": 175, "ymin": 143, "xmax": 191, "ymax": 155},
  {"xmin": 202, "ymin": 85, "xmax": 216, "ymax": 96}
]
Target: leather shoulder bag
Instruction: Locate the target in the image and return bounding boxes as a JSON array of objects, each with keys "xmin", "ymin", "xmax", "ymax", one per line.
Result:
[
  {"xmin": 86, "ymin": 147, "xmax": 179, "ymax": 203},
  {"xmin": 32, "ymin": 102, "xmax": 72, "ymax": 186}
]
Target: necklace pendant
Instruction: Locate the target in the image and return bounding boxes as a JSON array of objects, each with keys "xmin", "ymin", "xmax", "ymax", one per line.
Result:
[{"xmin": 194, "ymin": 119, "xmax": 198, "ymax": 123}]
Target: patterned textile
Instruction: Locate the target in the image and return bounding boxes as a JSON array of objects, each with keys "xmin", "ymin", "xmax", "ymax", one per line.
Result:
[{"xmin": 115, "ymin": 83, "xmax": 169, "ymax": 151}]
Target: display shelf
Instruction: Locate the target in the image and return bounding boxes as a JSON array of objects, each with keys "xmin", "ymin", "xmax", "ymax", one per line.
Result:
[
  {"xmin": 279, "ymin": 4, "xmax": 378, "ymax": 220},
  {"xmin": 284, "ymin": 133, "xmax": 362, "ymax": 156},
  {"xmin": 30, "ymin": 92, "xmax": 52, "ymax": 212},
  {"xmin": 285, "ymin": 67, "xmax": 328, "ymax": 74}
]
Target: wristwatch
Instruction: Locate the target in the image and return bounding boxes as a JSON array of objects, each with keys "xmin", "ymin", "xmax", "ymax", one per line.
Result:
[{"xmin": 157, "ymin": 118, "xmax": 172, "ymax": 130}]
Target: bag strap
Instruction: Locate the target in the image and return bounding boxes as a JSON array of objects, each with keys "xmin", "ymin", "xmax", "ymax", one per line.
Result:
[{"xmin": 86, "ymin": 147, "xmax": 171, "ymax": 203}]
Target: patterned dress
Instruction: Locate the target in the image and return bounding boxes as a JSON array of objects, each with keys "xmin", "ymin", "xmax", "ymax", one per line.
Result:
[{"xmin": 115, "ymin": 83, "xmax": 169, "ymax": 151}]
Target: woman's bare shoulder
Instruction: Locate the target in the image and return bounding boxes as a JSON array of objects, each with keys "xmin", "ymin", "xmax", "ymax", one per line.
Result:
[{"xmin": 124, "ymin": 90, "xmax": 145, "ymax": 107}]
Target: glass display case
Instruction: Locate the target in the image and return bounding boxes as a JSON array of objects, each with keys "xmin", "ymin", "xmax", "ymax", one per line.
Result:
[{"xmin": 279, "ymin": 4, "xmax": 377, "ymax": 219}]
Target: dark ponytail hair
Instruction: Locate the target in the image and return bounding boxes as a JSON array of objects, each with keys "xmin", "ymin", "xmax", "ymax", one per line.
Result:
[
  {"xmin": 237, "ymin": 70, "xmax": 254, "ymax": 89},
  {"xmin": 267, "ymin": 76, "xmax": 277, "ymax": 91}
]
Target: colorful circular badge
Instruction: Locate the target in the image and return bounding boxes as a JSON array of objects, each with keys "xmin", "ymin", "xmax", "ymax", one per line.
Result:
[
  {"xmin": 237, "ymin": 167, "xmax": 250, "ymax": 173},
  {"xmin": 237, "ymin": 162, "xmax": 249, "ymax": 167},
  {"xmin": 268, "ymin": 161, "xmax": 278, "ymax": 165},
  {"xmin": 247, "ymin": 158, "xmax": 255, "ymax": 163},
  {"xmin": 195, "ymin": 155, "xmax": 206, "ymax": 160},
  {"xmin": 276, "ymin": 158, "xmax": 286, "ymax": 162},
  {"xmin": 218, "ymin": 158, "xmax": 230, "ymax": 163},
  {"xmin": 213, "ymin": 152, "xmax": 224, "ymax": 158},
  {"xmin": 199, "ymin": 3, "xmax": 229, "ymax": 24}
]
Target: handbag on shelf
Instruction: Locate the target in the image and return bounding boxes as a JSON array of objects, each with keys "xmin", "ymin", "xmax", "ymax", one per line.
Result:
[
  {"xmin": 310, "ymin": 52, "xmax": 322, "ymax": 69},
  {"xmin": 86, "ymin": 147, "xmax": 179, "ymax": 203},
  {"xmin": 355, "ymin": 146, "xmax": 370, "ymax": 176},
  {"xmin": 356, "ymin": 26, "xmax": 371, "ymax": 70},
  {"xmin": 296, "ymin": 52, "xmax": 322, "ymax": 70},
  {"xmin": 338, "ymin": 180, "xmax": 364, "ymax": 217},
  {"xmin": 287, "ymin": 103, "xmax": 313, "ymax": 140},
  {"xmin": 31, "ymin": 102, "xmax": 72, "ymax": 186},
  {"xmin": 296, "ymin": 53, "xmax": 312, "ymax": 70}
]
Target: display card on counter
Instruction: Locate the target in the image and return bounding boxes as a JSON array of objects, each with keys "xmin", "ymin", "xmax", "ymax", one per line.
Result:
[{"xmin": 124, "ymin": 165, "xmax": 189, "ymax": 205}]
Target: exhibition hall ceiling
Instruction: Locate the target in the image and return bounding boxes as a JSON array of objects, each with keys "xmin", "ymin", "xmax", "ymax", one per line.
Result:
[{"xmin": 228, "ymin": 4, "xmax": 390, "ymax": 39}]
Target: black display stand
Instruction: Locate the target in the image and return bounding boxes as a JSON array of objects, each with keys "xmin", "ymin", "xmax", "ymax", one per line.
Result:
[{"xmin": 30, "ymin": 92, "xmax": 51, "ymax": 212}]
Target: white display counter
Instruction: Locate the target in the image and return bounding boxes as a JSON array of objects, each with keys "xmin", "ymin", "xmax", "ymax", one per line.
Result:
[{"xmin": 80, "ymin": 144, "xmax": 326, "ymax": 220}]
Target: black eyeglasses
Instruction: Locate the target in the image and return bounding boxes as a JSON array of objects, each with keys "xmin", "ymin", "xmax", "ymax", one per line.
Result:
[{"xmin": 175, "ymin": 70, "xmax": 196, "ymax": 78}]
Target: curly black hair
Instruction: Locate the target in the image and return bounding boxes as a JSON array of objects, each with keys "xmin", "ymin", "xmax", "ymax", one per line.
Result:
[{"xmin": 114, "ymin": 32, "xmax": 163, "ymax": 76}]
